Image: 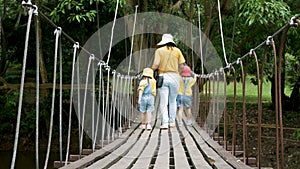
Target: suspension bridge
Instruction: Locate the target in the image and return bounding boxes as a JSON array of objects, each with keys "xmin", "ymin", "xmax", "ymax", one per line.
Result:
[{"xmin": 7, "ymin": 1, "xmax": 300, "ymax": 169}]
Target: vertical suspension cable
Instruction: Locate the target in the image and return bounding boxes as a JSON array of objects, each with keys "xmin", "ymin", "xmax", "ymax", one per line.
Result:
[
  {"xmin": 216, "ymin": 71, "xmax": 220, "ymax": 142},
  {"xmin": 231, "ymin": 66, "xmax": 237, "ymax": 155},
  {"xmin": 127, "ymin": 5, "xmax": 138, "ymax": 76},
  {"xmin": 79, "ymin": 54, "xmax": 94, "ymax": 158},
  {"xmin": 277, "ymin": 43, "xmax": 285, "ymax": 169},
  {"xmin": 65, "ymin": 42, "xmax": 79, "ymax": 166},
  {"xmin": 105, "ymin": 66, "xmax": 111, "ymax": 142},
  {"xmin": 205, "ymin": 77, "xmax": 210, "ymax": 133},
  {"xmin": 119, "ymin": 75, "xmax": 124, "ymax": 136},
  {"xmin": 217, "ymin": 0, "xmax": 228, "ymax": 66},
  {"xmin": 128, "ymin": 77, "xmax": 133, "ymax": 128},
  {"xmin": 106, "ymin": 0, "xmax": 119, "ymax": 64},
  {"xmin": 238, "ymin": 58, "xmax": 248, "ymax": 164},
  {"xmin": 270, "ymin": 37, "xmax": 280, "ymax": 169},
  {"xmin": 94, "ymin": 62, "xmax": 101, "ymax": 147},
  {"xmin": 126, "ymin": 77, "xmax": 131, "ymax": 127},
  {"xmin": 258, "ymin": 46, "xmax": 267, "ymax": 167},
  {"xmin": 222, "ymin": 69, "xmax": 228, "ymax": 150},
  {"xmin": 122, "ymin": 77, "xmax": 128, "ymax": 128},
  {"xmin": 43, "ymin": 27, "xmax": 61, "ymax": 169},
  {"xmin": 91, "ymin": 57, "xmax": 96, "ymax": 152},
  {"xmin": 11, "ymin": 6, "xmax": 34, "ymax": 169},
  {"xmin": 34, "ymin": 5, "xmax": 39, "ymax": 169},
  {"xmin": 190, "ymin": 22, "xmax": 194, "ymax": 70},
  {"xmin": 59, "ymin": 26, "xmax": 63, "ymax": 167},
  {"xmin": 101, "ymin": 63, "xmax": 106, "ymax": 147},
  {"xmin": 96, "ymin": 62, "xmax": 104, "ymax": 147},
  {"xmin": 117, "ymin": 74, "xmax": 122, "ymax": 136},
  {"xmin": 138, "ymin": 19, "xmax": 145, "ymax": 74},
  {"xmin": 111, "ymin": 71, "xmax": 117, "ymax": 141},
  {"xmin": 76, "ymin": 47, "xmax": 82, "ymax": 158},
  {"xmin": 197, "ymin": 4, "xmax": 204, "ymax": 75},
  {"xmin": 211, "ymin": 75, "xmax": 216, "ymax": 136},
  {"xmin": 251, "ymin": 50, "xmax": 262, "ymax": 168}
]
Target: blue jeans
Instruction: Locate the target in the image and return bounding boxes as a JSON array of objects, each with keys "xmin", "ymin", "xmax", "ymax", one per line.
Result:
[{"xmin": 158, "ymin": 73, "xmax": 180, "ymax": 125}]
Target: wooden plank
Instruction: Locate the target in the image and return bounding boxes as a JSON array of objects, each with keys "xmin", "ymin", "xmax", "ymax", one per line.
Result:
[
  {"xmin": 109, "ymin": 126, "xmax": 152, "ymax": 168},
  {"xmin": 179, "ymin": 123, "xmax": 212, "ymax": 169},
  {"xmin": 193, "ymin": 124, "xmax": 253, "ymax": 169},
  {"xmin": 69, "ymin": 155, "xmax": 86, "ymax": 162},
  {"xmin": 153, "ymin": 129, "xmax": 169, "ymax": 169},
  {"xmin": 131, "ymin": 115, "xmax": 161, "ymax": 168},
  {"xmin": 60, "ymin": 122, "xmax": 139, "ymax": 169},
  {"xmin": 187, "ymin": 124, "xmax": 233, "ymax": 169},
  {"xmin": 170, "ymin": 127, "xmax": 190, "ymax": 168},
  {"xmin": 54, "ymin": 161, "xmax": 70, "ymax": 168},
  {"xmin": 86, "ymin": 126, "xmax": 143, "ymax": 169}
]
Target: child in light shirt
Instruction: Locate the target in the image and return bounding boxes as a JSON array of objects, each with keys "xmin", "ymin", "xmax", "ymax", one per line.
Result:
[
  {"xmin": 138, "ymin": 68, "xmax": 156, "ymax": 130},
  {"xmin": 177, "ymin": 65, "xmax": 196, "ymax": 126}
]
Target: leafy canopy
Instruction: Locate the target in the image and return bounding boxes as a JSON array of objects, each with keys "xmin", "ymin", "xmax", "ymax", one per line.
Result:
[
  {"xmin": 239, "ymin": 0, "xmax": 291, "ymax": 26},
  {"xmin": 50, "ymin": 0, "xmax": 126, "ymax": 23}
]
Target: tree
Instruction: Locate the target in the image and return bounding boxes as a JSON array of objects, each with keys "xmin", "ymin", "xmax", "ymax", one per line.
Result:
[
  {"xmin": 235, "ymin": 0, "xmax": 299, "ymax": 110},
  {"xmin": 0, "ymin": 0, "xmax": 23, "ymax": 76}
]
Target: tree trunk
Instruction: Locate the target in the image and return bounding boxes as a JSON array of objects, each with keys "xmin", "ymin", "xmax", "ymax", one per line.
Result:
[
  {"xmin": 36, "ymin": 0, "xmax": 48, "ymax": 84},
  {"xmin": 290, "ymin": 76, "xmax": 300, "ymax": 110},
  {"xmin": 0, "ymin": 0, "xmax": 9, "ymax": 76}
]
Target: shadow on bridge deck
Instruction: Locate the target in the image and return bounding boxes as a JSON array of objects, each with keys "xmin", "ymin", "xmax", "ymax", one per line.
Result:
[{"xmin": 55, "ymin": 111, "xmax": 256, "ymax": 169}]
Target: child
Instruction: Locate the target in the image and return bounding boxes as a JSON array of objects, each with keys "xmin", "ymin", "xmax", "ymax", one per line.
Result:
[
  {"xmin": 138, "ymin": 68, "xmax": 156, "ymax": 130},
  {"xmin": 177, "ymin": 65, "xmax": 196, "ymax": 126}
]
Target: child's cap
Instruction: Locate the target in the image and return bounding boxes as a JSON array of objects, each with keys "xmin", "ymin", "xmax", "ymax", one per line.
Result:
[
  {"xmin": 181, "ymin": 65, "xmax": 191, "ymax": 76},
  {"xmin": 142, "ymin": 68, "xmax": 154, "ymax": 79}
]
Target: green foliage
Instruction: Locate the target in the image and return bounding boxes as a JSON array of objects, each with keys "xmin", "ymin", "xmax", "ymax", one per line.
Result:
[
  {"xmin": 239, "ymin": 0, "xmax": 291, "ymax": 26},
  {"xmin": 50, "ymin": 0, "xmax": 126, "ymax": 23},
  {"xmin": 285, "ymin": 53, "xmax": 300, "ymax": 87},
  {"xmin": 0, "ymin": 91, "xmax": 18, "ymax": 133},
  {"xmin": 285, "ymin": 27, "xmax": 300, "ymax": 96},
  {"xmin": 293, "ymin": 128, "xmax": 300, "ymax": 139},
  {"xmin": 0, "ymin": 0, "xmax": 21, "ymax": 20}
]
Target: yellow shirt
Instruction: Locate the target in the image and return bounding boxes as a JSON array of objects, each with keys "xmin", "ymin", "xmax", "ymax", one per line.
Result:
[
  {"xmin": 138, "ymin": 78, "xmax": 157, "ymax": 96},
  {"xmin": 152, "ymin": 46, "xmax": 185, "ymax": 74},
  {"xmin": 178, "ymin": 76, "xmax": 196, "ymax": 96}
]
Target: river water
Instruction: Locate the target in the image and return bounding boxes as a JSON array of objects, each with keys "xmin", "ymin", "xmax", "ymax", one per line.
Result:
[{"xmin": 0, "ymin": 150, "xmax": 60, "ymax": 169}]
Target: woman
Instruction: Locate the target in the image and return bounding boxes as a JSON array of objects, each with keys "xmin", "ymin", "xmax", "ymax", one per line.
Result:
[{"xmin": 152, "ymin": 34, "xmax": 185, "ymax": 129}]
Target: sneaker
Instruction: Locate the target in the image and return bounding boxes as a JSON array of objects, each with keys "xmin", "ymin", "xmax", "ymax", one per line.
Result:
[
  {"xmin": 146, "ymin": 124, "xmax": 152, "ymax": 130},
  {"xmin": 178, "ymin": 122, "xmax": 182, "ymax": 127},
  {"xmin": 160, "ymin": 124, "xmax": 168, "ymax": 129},
  {"xmin": 169, "ymin": 122, "xmax": 175, "ymax": 128},
  {"xmin": 186, "ymin": 120, "xmax": 192, "ymax": 126},
  {"xmin": 139, "ymin": 124, "xmax": 146, "ymax": 129}
]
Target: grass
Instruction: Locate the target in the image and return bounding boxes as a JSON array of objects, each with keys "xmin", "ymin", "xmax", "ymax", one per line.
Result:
[
  {"xmin": 225, "ymin": 76, "xmax": 272, "ymax": 102},
  {"xmin": 201, "ymin": 75, "xmax": 272, "ymax": 102},
  {"xmin": 200, "ymin": 75, "xmax": 294, "ymax": 103}
]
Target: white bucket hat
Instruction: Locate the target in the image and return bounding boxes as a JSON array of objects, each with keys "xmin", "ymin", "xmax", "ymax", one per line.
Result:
[{"xmin": 157, "ymin": 34, "xmax": 175, "ymax": 46}]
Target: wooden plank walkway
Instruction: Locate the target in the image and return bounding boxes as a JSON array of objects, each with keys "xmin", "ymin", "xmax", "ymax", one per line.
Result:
[{"xmin": 59, "ymin": 111, "xmax": 253, "ymax": 169}]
